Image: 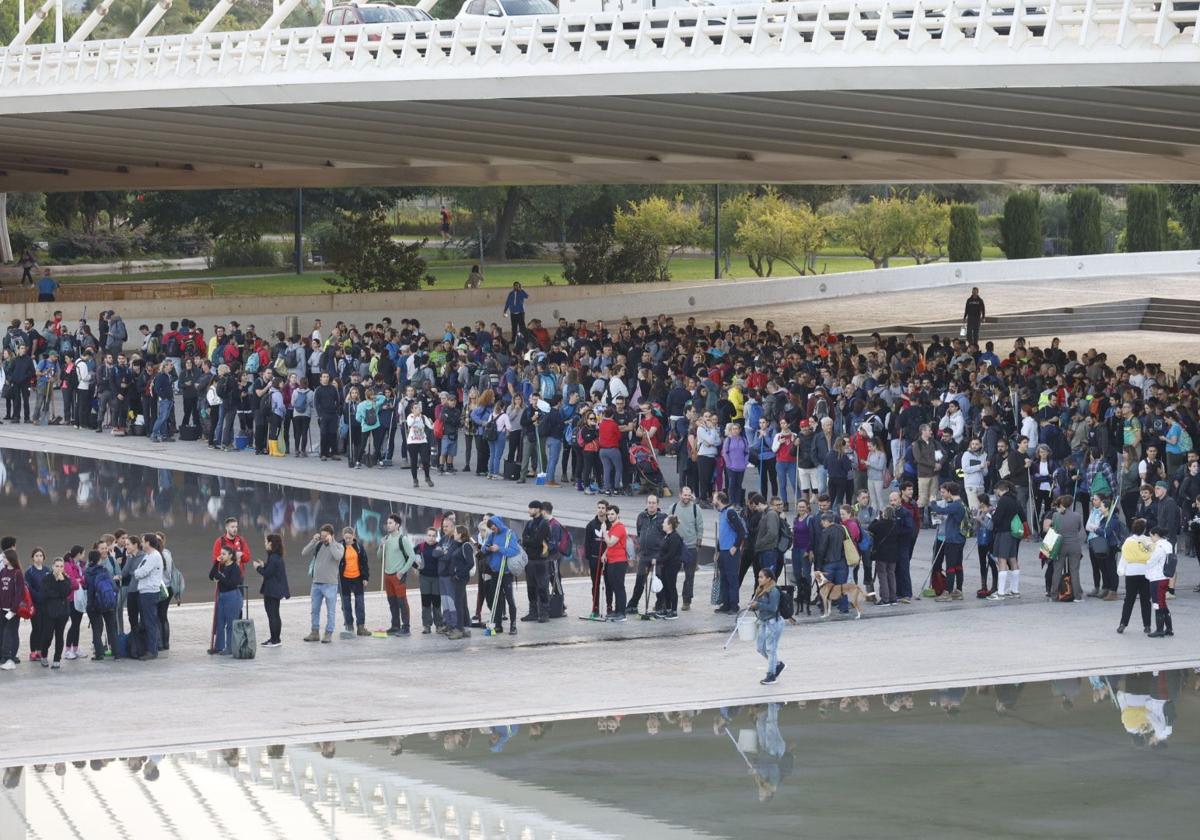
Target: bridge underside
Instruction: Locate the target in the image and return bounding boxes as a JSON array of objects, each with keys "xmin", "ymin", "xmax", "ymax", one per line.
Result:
[{"xmin": 2, "ymin": 85, "xmax": 1200, "ymax": 190}]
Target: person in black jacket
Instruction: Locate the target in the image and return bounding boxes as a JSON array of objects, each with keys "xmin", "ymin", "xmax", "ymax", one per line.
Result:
[
  {"xmin": 39, "ymin": 558, "xmax": 73, "ymax": 667},
  {"xmin": 584, "ymin": 499, "xmax": 612, "ymax": 618},
  {"xmin": 656, "ymin": 516, "xmax": 685, "ymax": 619},
  {"xmin": 990, "ymin": 480, "xmax": 1026, "ymax": 599},
  {"xmin": 254, "ymin": 534, "xmax": 290, "ymax": 648},
  {"xmin": 521, "ymin": 501, "xmax": 552, "ymax": 622},
  {"xmin": 339, "ymin": 528, "xmax": 370, "ymax": 636},
  {"xmin": 9, "ymin": 344, "xmax": 34, "ymax": 423},
  {"xmin": 313, "ymin": 372, "xmax": 341, "ymax": 461}
]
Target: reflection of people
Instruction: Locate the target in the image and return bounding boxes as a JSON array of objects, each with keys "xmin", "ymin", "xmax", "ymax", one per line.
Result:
[{"xmin": 751, "ymin": 703, "xmax": 789, "ymax": 802}]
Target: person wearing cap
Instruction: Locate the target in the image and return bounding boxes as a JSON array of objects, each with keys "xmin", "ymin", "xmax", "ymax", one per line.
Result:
[
  {"xmin": 520, "ymin": 501, "xmax": 552, "ymax": 622},
  {"xmin": 812, "ymin": 510, "xmax": 850, "ymax": 614},
  {"xmin": 1153, "ymin": 481, "xmax": 1181, "ymax": 593}
]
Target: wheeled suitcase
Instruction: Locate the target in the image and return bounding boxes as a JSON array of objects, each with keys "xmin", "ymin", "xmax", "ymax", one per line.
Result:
[
  {"xmin": 179, "ymin": 425, "xmax": 201, "ymax": 442},
  {"xmin": 232, "ymin": 587, "xmax": 256, "ymax": 660},
  {"xmin": 504, "ymin": 461, "xmax": 522, "ymax": 481}
]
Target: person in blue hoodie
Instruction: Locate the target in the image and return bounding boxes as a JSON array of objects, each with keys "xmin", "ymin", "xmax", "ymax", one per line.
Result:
[
  {"xmin": 930, "ymin": 481, "xmax": 968, "ymax": 601},
  {"xmin": 481, "ymin": 515, "xmax": 520, "ymax": 635},
  {"xmin": 503, "ymin": 282, "xmax": 529, "ymax": 339}
]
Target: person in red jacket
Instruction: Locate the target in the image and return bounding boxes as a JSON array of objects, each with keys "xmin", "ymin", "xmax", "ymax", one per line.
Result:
[
  {"xmin": 598, "ymin": 409, "xmax": 623, "ymax": 495},
  {"xmin": 212, "ymin": 517, "xmax": 252, "ymax": 571}
]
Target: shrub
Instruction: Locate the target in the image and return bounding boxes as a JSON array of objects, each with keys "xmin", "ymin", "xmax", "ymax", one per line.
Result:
[
  {"xmin": 999, "ymin": 190, "xmax": 1041, "ymax": 259},
  {"xmin": 948, "ymin": 204, "xmax": 982, "ymax": 262},
  {"xmin": 47, "ymin": 230, "xmax": 134, "ymax": 262},
  {"xmin": 1066, "ymin": 187, "xmax": 1104, "ymax": 255},
  {"xmin": 1125, "ymin": 185, "xmax": 1165, "ymax": 252},
  {"xmin": 211, "ymin": 237, "xmax": 281, "ymax": 269},
  {"xmin": 323, "ymin": 208, "xmax": 435, "ymax": 292},
  {"xmin": 561, "ymin": 226, "xmax": 666, "ymax": 285}
]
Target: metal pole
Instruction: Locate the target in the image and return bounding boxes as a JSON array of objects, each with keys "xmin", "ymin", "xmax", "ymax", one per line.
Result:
[
  {"xmin": 293, "ymin": 187, "xmax": 303, "ymax": 275},
  {"xmin": 477, "ymin": 221, "xmax": 484, "ymax": 267},
  {"xmin": 713, "ymin": 183, "xmax": 721, "ymax": 280}
]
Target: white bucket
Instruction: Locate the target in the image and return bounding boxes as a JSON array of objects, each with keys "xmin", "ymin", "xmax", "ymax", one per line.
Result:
[
  {"xmin": 737, "ymin": 729, "xmax": 759, "ymax": 753},
  {"xmin": 737, "ymin": 614, "xmax": 757, "ymax": 642}
]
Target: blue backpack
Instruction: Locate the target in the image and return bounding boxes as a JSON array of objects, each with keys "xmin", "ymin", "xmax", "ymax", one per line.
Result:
[
  {"xmin": 245, "ymin": 352, "xmax": 261, "ymax": 374},
  {"xmin": 93, "ymin": 572, "xmax": 118, "ymax": 612},
  {"xmin": 293, "ymin": 390, "xmax": 310, "ymax": 414}
]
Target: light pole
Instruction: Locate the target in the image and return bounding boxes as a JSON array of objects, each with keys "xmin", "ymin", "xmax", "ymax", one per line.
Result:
[
  {"xmin": 713, "ymin": 183, "xmax": 721, "ymax": 280},
  {"xmin": 293, "ymin": 187, "xmax": 303, "ymax": 275}
]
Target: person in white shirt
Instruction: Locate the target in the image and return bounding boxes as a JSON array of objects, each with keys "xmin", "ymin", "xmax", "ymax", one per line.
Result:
[
  {"xmin": 958, "ymin": 437, "xmax": 988, "ymax": 510},
  {"xmin": 938, "ymin": 402, "xmax": 965, "ymax": 444},
  {"xmin": 1020, "ymin": 405, "xmax": 1039, "ymax": 452},
  {"xmin": 1145, "ymin": 528, "xmax": 1174, "ymax": 638},
  {"xmin": 134, "ymin": 534, "xmax": 166, "ymax": 659}
]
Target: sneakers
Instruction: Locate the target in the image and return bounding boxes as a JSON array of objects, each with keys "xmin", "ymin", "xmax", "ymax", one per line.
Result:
[
  {"xmin": 760, "ymin": 673, "xmax": 777, "ymax": 685},
  {"xmin": 662, "ymin": 610, "xmax": 679, "ymax": 620},
  {"xmin": 681, "ymin": 601, "xmax": 691, "ymax": 611},
  {"xmin": 1008, "ymin": 591, "xmax": 1021, "ymax": 598},
  {"xmin": 610, "ymin": 614, "xmax": 627, "ymax": 623},
  {"xmin": 51, "ymin": 662, "xmax": 61, "ymax": 669},
  {"xmin": 987, "ymin": 592, "xmax": 1005, "ymax": 601},
  {"xmin": 64, "ymin": 648, "xmax": 77, "ymax": 660},
  {"xmin": 321, "ymin": 632, "xmax": 333, "ymax": 643},
  {"xmin": 934, "ymin": 593, "xmax": 953, "ymax": 602},
  {"xmin": 446, "ymin": 628, "xmax": 464, "ymax": 640},
  {"xmin": 951, "ymin": 591, "xmax": 963, "ymax": 600},
  {"xmin": 773, "ymin": 661, "xmax": 786, "ymax": 679},
  {"xmin": 0, "ymin": 660, "xmax": 15, "ymax": 671},
  {"xmin": 356, "ymin": 625, "xmax": 370, "ymax": 637},
  {"xmin": 262, "ymin": 640, "xmax": 282, "ymax": 648}
]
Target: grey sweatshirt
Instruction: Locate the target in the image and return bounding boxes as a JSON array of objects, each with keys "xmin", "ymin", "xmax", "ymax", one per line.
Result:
[{"xmin": 302, "ymin": 537, "xmax": 345, "ymax": 585}]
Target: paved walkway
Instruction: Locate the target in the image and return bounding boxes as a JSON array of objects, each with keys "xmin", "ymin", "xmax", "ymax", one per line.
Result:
[{"xmin": 2, "ymin": 570, "xmax": 1195, "ymax": 766}]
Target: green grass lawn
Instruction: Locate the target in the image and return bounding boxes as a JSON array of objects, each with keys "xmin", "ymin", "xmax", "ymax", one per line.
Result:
[{"xmin": 56, "ymin": 250, "xmax": 993, "ymax": 297}]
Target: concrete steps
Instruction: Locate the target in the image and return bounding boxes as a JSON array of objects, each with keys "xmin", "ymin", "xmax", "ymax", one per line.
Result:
[{"xmin": 876, "ymin": 297, "xmax": 1199, "ymax": 342}]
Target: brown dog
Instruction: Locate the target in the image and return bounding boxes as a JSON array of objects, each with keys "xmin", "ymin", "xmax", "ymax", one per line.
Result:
[{"xmin": 813, "ymin": 571, "xmax": 866, "ymax": 619}]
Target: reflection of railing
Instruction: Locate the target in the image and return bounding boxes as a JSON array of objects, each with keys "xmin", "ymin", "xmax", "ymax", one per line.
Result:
[
  {"xmin": 1, "ymin": 0, "xmax": 1197, "ymax": 92},
  {"xmin": 174, "ymin": 745, "xmax": 619, "ymax": 840}
]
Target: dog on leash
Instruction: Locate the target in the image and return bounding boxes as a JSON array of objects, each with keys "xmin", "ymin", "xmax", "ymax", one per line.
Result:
[{"xmin": 813, "ymin": 570, "xmax": 866, "ymax": 619}]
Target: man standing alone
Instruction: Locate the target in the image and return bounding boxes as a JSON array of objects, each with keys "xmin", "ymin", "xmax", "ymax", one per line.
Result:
[
  {"xmin": 963, "ymin": 287, "xmax": 986, "ymax": 346},
  {"xmin": 503, "ymin": 282, "xmax": 529, "ymax": 340}
]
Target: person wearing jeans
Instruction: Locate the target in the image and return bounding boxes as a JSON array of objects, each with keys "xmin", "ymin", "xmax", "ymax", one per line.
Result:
[
  {"xmin": 773, "ymin": 420, "xmax": 798, "ymax": 511},
  {"xmin": 714, "ymin": 492, "xmax": 746, "ymax": 614},
  {"xmin": 207, "ymin": 547, "xmax": 242, "ymax": 656},
  {"xmin": 149, "ymin": 362, "xmax": 174, "ymax": 442},
  {"xmin": 302, "ymin": 527, "xmax": 345, "ymax": 643}
]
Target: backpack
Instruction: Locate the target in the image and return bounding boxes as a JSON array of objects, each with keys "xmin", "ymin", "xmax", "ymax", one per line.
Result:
[
  {"xmin": 363, "ymin": 403, "xmax": 378, "ymax": 426},
  {"xmin": 551, "ymin": 518, "xmax": 573, "ymax": 558},
  {"xmin": 1089, "ymin": 469, "xmax": 1111, "ymax": 496},
  {"xmin": 857, "ymin": 526, "xmax": 873, "ymax": 552},
  {"xmin": 93, "ymin": 572, "xmax": 118, "ymax": 611},
  {"xmin": 433, "ymin": 416, "xmax": 444, "ymax": 439},
  {"xmin": 484, "ymin": 416, "xmax": 499, "ymax": 442},
  {"xmin": 293, "ymin": 390, "xmax": 309, "ymax": 414},
  {"xmin": 285, "ymin": 347, "xmax": 301, "ymax": 368},
  {"xmin": 164, "ymin": 334, "xmax": 181, "ymax": 356},
  {"xmin": 1180, "ymin": 427, "xmax": 1194, "ymax": 453},
  {"xmin": 777, "ymin": 584, "xmax": 795, "ymax": 620},
  {"xmin": 507, "ymin": 544, "xmax": 529, "ymax": 577},
  {"xmin": 245, "ymin": 351, "xmax": 261, "ymax": 374},
  {"xmin": 959, "ymin": 509, "xmax": 976, "ymax": 539}
]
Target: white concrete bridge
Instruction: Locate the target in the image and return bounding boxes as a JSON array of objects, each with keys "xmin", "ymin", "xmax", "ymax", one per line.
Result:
[{"xmin": 2, "ymin": 0, "xmax": 1200, "ymax": 190}]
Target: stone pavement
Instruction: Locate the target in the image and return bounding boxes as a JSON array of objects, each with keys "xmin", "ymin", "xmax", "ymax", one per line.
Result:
[{"xmin": 2, "ymin": 557, "xmax": 1197, "ymax": 766}]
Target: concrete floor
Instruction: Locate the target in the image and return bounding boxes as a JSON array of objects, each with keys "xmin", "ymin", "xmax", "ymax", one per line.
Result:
[{"xmin": 2, "ymin": 538, "xmax": 1197, "ymax": 766}]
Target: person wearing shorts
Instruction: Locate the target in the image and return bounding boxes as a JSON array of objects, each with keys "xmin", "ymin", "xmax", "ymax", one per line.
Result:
[{"xmin": 988, "ymin": 480, "xmax": 1024, "ymax": 600}]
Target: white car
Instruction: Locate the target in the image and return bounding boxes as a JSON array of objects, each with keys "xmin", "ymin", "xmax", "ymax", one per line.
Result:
[{"xmin": 455, "ymin": 0, "xmax": 560, "ymax": 24}]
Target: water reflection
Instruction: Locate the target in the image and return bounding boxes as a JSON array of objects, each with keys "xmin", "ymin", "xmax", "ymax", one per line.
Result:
[
  {"xmin": 2, "ymin": 668, "xmax": 1196, "ymax": 839},
  {"xmin": 0, "ymin": 448, "xmax": 591, "ymax": 601}
]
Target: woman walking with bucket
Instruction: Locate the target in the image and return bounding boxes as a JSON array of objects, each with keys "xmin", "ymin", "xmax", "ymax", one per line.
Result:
[{"xmin": 750, "ymin": 567, "xmax": 785, "ymax": 685}]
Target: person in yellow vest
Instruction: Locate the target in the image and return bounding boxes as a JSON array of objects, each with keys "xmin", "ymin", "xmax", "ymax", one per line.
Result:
[{"xmin": 339, "ymin": 527, "xmax": 371, "ymax": 637}]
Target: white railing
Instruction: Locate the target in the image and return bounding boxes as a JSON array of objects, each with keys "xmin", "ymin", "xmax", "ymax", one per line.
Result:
[{"xmin": 0, "ymin": 0, "xmax": 1197, "ymax": 91}]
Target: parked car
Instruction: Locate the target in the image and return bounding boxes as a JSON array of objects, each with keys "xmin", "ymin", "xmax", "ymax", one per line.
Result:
[{"xmin": 320, "ymin": 2, "xmax": 433, "ymax": 48}]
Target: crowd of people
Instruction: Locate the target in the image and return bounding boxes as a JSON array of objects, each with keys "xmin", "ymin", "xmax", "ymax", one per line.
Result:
[{"xmin": 1, "ymin": 284, "xmax": 1198, "ymax": 679}]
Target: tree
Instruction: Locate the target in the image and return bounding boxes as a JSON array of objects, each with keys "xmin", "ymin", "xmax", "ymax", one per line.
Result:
[
  {"xmin": 732, "ymin": 191, "xmax": 827, "ymax": 276},
  {"xmin": 1066, "ymin": 187, "xmax": 1104, "ymax": 255},
  {"xmin": 323, "ymin": 208, "xmax": 435, "ymax": 293},
  {"xmin": 775, "ymin": 185, "xmax": 847, "ymax": 212},
  {"xmin": 896, "ymin": 193, "xmax": 951, "ymax": 264},
  {"xmin": 1125, "ymin": 185, "xmax": 1165, "ymax": 252},
  {"xmin": 999, "ymin": 190, "xmax": 1042, "ymax": 259},
  {"xmin": 561, "ymin": 226, "xmax": 665, "ymax": 286},
  {"xmin": 838, "ymin": 197, "xmax": 908, "ymax": 269},
  {"xmin": 613, "ymin": 195, "xmax": 702, "ymax": 270},
  {"xmin": 1185, "ymin": 193, "xmax": 1200, "ymax": 249},
  {"xmin": 948, "ymin": 204, "xmax": 982, "ymax": 262}
]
